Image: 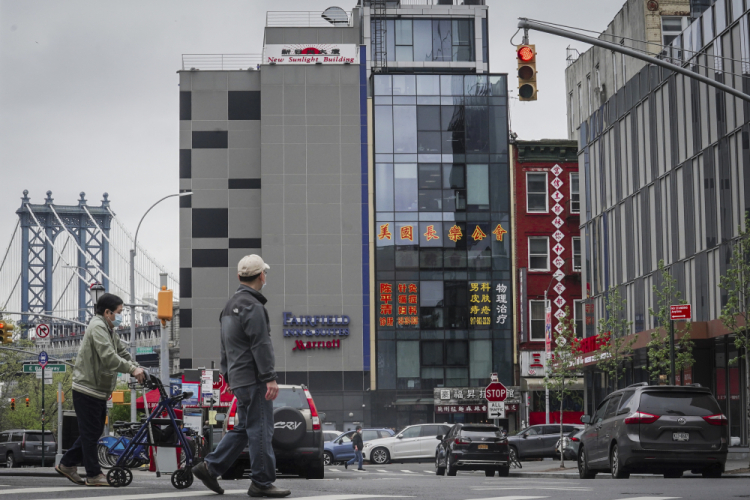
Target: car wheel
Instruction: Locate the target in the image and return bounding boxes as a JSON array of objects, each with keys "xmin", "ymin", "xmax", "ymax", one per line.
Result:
[
  {"xmin": 435, "ymin": 453, "xmax": 445, "ymax": 476},
  {"xmin": 578, "ymin": 446, "xmax": 596, "ymax": 479},
  {"xmin": 305, "ymin": 460, "xmax": 325, "ymax": 479},
  {"xmin": 371, "ymin": 447, "xmax": 389, "ymax": 465},
  {"xmin": 446, "ymin": 453, "xmax": 457, "ymax": 476},
  {"xmin": 6, "ymin": 452, "xmax": 15, "ymax": 469},
  {"xmin": 484, "ymin": 469, "xmax": 495, "ymax": 477},
  {"xmin": 498, "ymin": 466, "xmax": 510, "ymax": 477},
  {"xmin": 702, "ymin": 465, "xmax": 722, "ymax": 478},
  {"xmin": 664, "ymin": 470, "xmax": 683, "ymax": 479},
  {"xmin": 610, "ymin": 444, "xmax": 629, "ymax": 479},
  {"xmin": 323, "ymin": 452, "xmax": 333, "ymax": 466}
]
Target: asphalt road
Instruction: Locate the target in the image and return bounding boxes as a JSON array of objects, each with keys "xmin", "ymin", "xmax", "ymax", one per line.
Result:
[{"xmin": 0, "ymin": 462, "xmax": 747, "ymax": 500}]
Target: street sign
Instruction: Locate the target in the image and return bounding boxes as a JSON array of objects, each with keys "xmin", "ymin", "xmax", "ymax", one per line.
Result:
[
  {"xmin": 485, "ymin": 381, "xmax": 508, "ymax": 402},
  {"xmin": 545, "ymin": 306, "xmax": 552, "ymax": 354},
  {"xmin": 670, "ymin": 304, "xmax": 691, "ymax": 320},
  {"xmin": 38, "ymin": 351, "xmax": 48, "ymax": 369},
  {"xmin": 36, "ymin": 370, "xmax": 52, "ymax": 379},
  {"xmin": 107, "ymin": 394, "xmax": 113, "ymax": 409},
  {"xmin": 36, "ymin": 324, "xmax": 49, "ymax": 338},
  {"xmin": 487, "ymin": 401, "xmax": 505, "ymax": 419},
  {"xmin": 23, "ymin": 364, "xmax": 65, "ymax": 373}
]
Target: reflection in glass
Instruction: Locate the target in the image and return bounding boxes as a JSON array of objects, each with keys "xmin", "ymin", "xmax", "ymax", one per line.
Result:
[
  {"xmin": 420, "ymin": 248, "xmax": 443, "ymax": 268},
  {"xmin": 417, "ymin": 75, "xmax": 440, "ymax": 95},
  {"xmin": 395, "ymin": 246, "xmax": 419, "ymax": 268},
  {"xmin": 433, "ymin": 19, "xmax": 452, "ymax": 62},
  {"xmin": 392, "ymin": 75, "xmax": 416, "ymax": 95},
  {"xmin": 465, "ymin": 106, "xmax": 489, "ymax": 153},
  {"xmin": 394, "ymin": 164, "xmax": 418, "ymax": 211},
  {"xmin": 441, "ymin": 75, "xmax": 464, "ymax": 96},
  {"xmin": 397, "ymin": 340, "xmax": 420, "ymax": 377},
  {"xmin": 443, "ymin": 164, "xmax": 465, "ymax": 189},
  {"xmin": 396, "ymin": 45, "xmax": 413, "ymax": 62},
  {"xmin": 375, "ymin": 163, "xmax": 394, "ymax": 211},
  {"xmin": 418, "ymin": 164, "xmax": 441, "ymax": 188},
  {"xmin": 374, "ymin": 75, "xmax": 392, "ymax": 96},
  {"xmin": 395, "ymin": 19, "xmax": 413, "ymax": 45},
  {"xmin": 489, "ymin": 106, "xmax": 508, "ymax": 154},
  {"xmin": 444, "ymin": 248, "xmax": 467, "ymax": 268},
  {"xmin": 417, "ymin": 132, "xmax": 441, "ymax": 154},
  {"xmin": 393, "ymin": 106, "xmax": 417, "ymax": 153},
  {"xmin": 374, "ymin": 106, "xmax": 393, "ymax": 154},
  {"xmin": 466, "ymin": 165, "xmax": 489, "ymax": 207},
  {"xmin": 441, "ymin": 105, "xmax": 464, "ymax": 130},
  {"xmin": 413, "ymin": 20, "xmax": 433, "ymax": 61},
  {"xmin": 417, "ymin": 106, "xmax": 441, "ymax": 130}
]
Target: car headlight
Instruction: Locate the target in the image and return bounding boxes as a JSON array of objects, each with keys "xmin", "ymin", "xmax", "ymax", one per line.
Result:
[{"xmin": 363, "ymin": 443, "xmax": 372, "ymax": 449}]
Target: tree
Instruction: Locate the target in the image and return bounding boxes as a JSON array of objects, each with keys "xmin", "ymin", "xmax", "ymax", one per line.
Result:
[
  {"xmin": 596, "ymin": 286, "xmax": 637, "ymax": 390},
  {"xmin": 647, "ymin": 260, "xmax": 694, "ymax": 383},
  {"xmin": 719, "ymin": 213, "xmax": 750, "ymax": 468},
  {"xmin": 543, "ymin": 306, "xmax": 581, "ymax": 468}
]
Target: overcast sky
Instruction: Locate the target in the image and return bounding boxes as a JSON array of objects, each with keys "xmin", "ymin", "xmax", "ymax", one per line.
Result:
[{"xmin": 0, "ymin": 0, "xmax": 621, "ymax": 280}]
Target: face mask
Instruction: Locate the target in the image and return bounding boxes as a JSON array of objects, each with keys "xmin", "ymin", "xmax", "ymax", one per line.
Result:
[
  {"xmin": 112, "ymin": 313, "xmax": 123, "ymax": 327},
  {"xmin": 261, "ymin": 281, "xmax": 267, "ymax": 290}
]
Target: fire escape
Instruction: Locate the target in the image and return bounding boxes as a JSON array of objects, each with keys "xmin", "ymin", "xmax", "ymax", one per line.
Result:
[{"xmin": 371, "ymin": 0, "xmax": 388, "ymax": 73}]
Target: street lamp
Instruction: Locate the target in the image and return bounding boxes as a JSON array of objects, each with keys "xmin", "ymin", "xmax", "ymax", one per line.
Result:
[
  {"xmin": 89, "ymin": 282, "xmax": 106, "ymax": 305},
  {"xmin": 129, "ymin": 191, "xmax": 192, "ymax": 421}
]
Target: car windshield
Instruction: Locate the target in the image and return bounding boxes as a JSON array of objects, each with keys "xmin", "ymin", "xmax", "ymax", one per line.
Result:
[
  {"xmin": 24, "ymin": 433, "xmax": 54, "ymax": 442},
  {"xmin": 273, "ymin": 388, "xmax": 308, "ymax": 410},
  {"xmin": 639, "ymin": 391, "xmax": 721, "ymax": 416},
  {"xmin": 460, "ymin": 427, "xmax": 502, "ymax": 439}
]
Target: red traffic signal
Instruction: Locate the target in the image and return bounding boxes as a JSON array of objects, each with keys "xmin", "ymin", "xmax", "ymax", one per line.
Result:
[
  {"xmin": 516, "ymin": 44, "xmax": 538, "ymax": 101},
  {"xmin": 517, "ymin": 45, "xmax": 535, "ymax": 62}
]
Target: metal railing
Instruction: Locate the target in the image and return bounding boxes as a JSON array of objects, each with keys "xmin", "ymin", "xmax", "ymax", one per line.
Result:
[
  {"xmin": 266, "ymin": 11, "xmax": 352, "ymax": 27},
  {"xmin": 181, "ymin": 54, "xmax": 262, "ymax": 71},
  {"xmin": 392, "ymin": 0, "xmax": 485, "ymax": 5}
]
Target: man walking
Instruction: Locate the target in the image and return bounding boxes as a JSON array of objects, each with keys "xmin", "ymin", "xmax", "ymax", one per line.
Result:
[
  {"xmin": 55, "ymin": 293, "xmax": 146, "ymax": 486},
  {"xmin": 193, "ymin": 255, "xmax": 290, "ymax": 498},
  {"xmin": 344, "ymin": 426, "xmax": 365, "ymax": 471}
]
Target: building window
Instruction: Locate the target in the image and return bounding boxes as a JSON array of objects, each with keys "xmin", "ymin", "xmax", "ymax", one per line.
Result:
[
  {"xmin": 612, "ymin": 51, "xmax": 617, "ymax": 88},
  {"xmin": 376, "ymin": 18, "xmax": 475, "ymax": 63},
  {"xmin": 574, "ymin": 300, "xmax": 584, "ymax": 338},
  {"xmin": 577, "ymin": 83, "xmax": 583, "ymax": 123},
  {"xmin": 526, "ymin": 172, "xmax": 548, "ymax": 213},
  {"xmin": 528, "ymin": 237, "xmax": 549, "ymax": 271},
  {"xmin": 662, "ymin": 16, "xmax": 688, "ymax": 47},
  {"xmin": 570, "ymin": 173, "xmax": 580, "ymax": 213},
  {"xmin": 568, "ymin": 92, "xmax": 574, "ymax": 132},
  {"xmin": 586, "ymin": 74, "xmax": 592, "ymax": 116},
  {"xmin": 572, "ymin": 237, "xmax": 582, "ymax": 272},
  {"xmin": 529, "ymin": 300, "xmax": 548, "ymax": 341}
]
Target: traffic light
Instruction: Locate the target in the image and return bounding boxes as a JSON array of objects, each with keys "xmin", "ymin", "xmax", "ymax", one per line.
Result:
[
  {"xmin": 0, "ymin": 321, "xmax": 14, "ymax": 344},
  {"xmin": 25, "ymin": 398, "xmax": 29, "ymax": 408},
  {"xmin": 157, "ymin": 286, "xmax": 174, "ymax": 323},
  {"xmin": 517, "ymin": 44, "xmax": 538, "ymax": 101},
  {"xmin": 10, "ymin": 399, "xmax": 15, "ymax": 411}
]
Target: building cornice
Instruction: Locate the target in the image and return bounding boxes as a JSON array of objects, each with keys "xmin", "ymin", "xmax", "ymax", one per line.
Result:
[{"xmin": 515, "ymin": 140, "xmax": 578, "ymax": 164}]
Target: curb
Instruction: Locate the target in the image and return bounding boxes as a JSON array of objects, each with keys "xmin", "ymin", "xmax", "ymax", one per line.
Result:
[{"xmin": 507, "ymin": 471, "xmax": 750, "ymax": 479}]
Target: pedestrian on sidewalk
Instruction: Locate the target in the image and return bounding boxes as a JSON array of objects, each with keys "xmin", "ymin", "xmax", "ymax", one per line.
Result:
[
  {"xmin": 345, "ymin": 426, "xmax": 365, "ymax": 471},
  {"xmin": 193, "ymin": 255, "xmax": 290, "ymax": 498},
  {"xmin": 55, "ymin": 293, "xmax": 147, "ymax": 487}
]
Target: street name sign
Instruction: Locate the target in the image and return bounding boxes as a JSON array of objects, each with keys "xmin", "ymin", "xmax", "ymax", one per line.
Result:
[
  {"xmin": 23, "ymin": 364, "xmax": 65, "ymax": 373},
  {"xmin": 670, "ymin": 304, "xmax": 691, "ymax": 320}
]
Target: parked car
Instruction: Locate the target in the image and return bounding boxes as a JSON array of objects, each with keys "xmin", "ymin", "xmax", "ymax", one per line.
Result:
[
  {"xmin": 577, "ymin": 383, "xmax": 727, "ymax": 479},
  {"xmin": 323, "ymin": 428, "xmax": 395, "ymax": 465},
  {"xmin": 506, "ymin": 424, "xmax": 583, "ymax": 461},
  {"xmin": 323, "ymin": 430, "xmax": 341, "ymax": 443},
  {"xmin": 435, "ymin": 424, "xmax": 510, "ymax": 477},
  {"xmin": 0, "ymin": 429, "xmax": 56, "ymax": 467},
  {"xmin": 220, "ymin": 384, "xmax": 324, "ymax": 479},
  {"xmin": 362, "ymin": 423, "xmax": 452, "ymax": 464},
  {"xmin": 555, "ymin": 429, "xmax": 584, "ymax": 461}
]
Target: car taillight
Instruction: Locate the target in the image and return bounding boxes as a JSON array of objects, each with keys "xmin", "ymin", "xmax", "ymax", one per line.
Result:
[
  {"xmin": 454, "ymin": 438, "xmax": 470, "ymax": 445},
  {"xmin": 304, "ymin": 389, "xmax": 321, "ymax": 431},
  {"xmin": 227, "ymin": 399, "xmax": 237, "ymax": 431},
  {"xmin": 624, "ymin": 411, "xmax": 660, "ymax": 424},
  {"xmin": 569, "ymin": 437, "xmax": 580, "ymax": 442},
  {"xmin": 703, "ymin": 414, "xmax": 728, "ymax": 426},
  {"xmin": 21, "ymin": 435, "xmax": 25, "ymax": 451}
]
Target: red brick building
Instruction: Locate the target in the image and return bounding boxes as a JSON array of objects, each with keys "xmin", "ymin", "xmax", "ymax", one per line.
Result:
[{"xmin": 511, "ymin": 139, "xmax": 583, "ymax": 426}]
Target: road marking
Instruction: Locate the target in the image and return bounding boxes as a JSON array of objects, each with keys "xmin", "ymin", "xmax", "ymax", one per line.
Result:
[
  {"xmin": 611, "ymin": 498, "xmax": 680, "ymax": 500},
  {"xmin": 400, "ymin": 470, "xmax": 416, "ymax": 473},
  {"xmin": 469, "ymin": 496, "xmax": 549, "ymax": 500},
  {"xmin": 0, "ymin": 487, "xmax": 85, "ymax": 495},
  {"xmin": 328, "ymin": 468, "xmax": 341, "ymax": 472},
  {"xmin": 472, "ymin": 487, "xmax": 591, "ymax": 492},
  {"xmin": 377, "ymin": 469, "xmax": 388, "ymax": 473},
  {"xmin": 31, "ymin": 491, "xmax": 413, "ymax": 500},
  {"xmin": 423, "ymin": 470, "xmax": 434, "ymax": 474}
]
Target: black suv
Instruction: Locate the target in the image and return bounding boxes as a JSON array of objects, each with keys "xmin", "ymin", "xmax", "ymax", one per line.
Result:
[
  {"xmin": 435, "ymin": 424, "xmax": 510, "ymax": 477},
  {"xmin": 220, "ymin": 385, "xmax": 324, "ymax": 479},
  {"xmin": 577, "ymin": 383, "xmax": 727, "ymax": 479}
]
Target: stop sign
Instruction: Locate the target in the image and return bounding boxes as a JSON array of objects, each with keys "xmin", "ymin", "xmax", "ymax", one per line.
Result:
[{"xmin": 485, "ymin": 381, "xmax": 507, "ymax": 402}]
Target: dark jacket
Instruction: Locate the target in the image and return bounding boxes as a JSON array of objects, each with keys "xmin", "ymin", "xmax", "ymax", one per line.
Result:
[
  {"xmin": 351, "ymin": 431, "xmax": 364, "ymax": 451},
  {"xmin": 219, "ymin": 285, "xmax": 277, "ymax": 389}
]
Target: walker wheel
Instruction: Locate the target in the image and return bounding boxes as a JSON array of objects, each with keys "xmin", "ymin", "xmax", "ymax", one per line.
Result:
[
  {"xmin": 171, "ymin": 468, "xmax": 193, "ymax": 489},
  {"xmin": 107, "ymin": 467, "xmax": 133, "ymax": 487}
]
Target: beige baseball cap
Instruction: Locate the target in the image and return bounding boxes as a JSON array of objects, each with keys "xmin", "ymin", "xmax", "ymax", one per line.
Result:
[{"xmin": 237, "ymin": 254, "xmax": 270, "ymax": 277}]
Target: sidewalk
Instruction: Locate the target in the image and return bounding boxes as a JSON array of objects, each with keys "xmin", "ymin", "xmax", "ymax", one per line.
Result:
[
  {"xmin": 0, "ymin": 466, "xmax": 152, "ymax": 479},
  {"xmin": 506, "ymin": 456, "xmax": 750, "ymax": 479}
]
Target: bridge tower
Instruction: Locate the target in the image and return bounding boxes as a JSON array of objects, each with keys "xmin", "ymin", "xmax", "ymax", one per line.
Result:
[{"xmin": 17, "ymin": 190, "xmax": 112, "ymax": 334}]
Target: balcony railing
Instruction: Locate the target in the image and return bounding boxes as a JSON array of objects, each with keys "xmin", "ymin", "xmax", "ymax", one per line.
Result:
[
  {"xmin": 396, "ymin": 0, "xmax": 486, "ymax": 5},
  {"xmin": 266, "ymin": 11, "xmax": 353, "ymax": 27},
  {"xmin": 181, "ymin": 54, "xmax": 262, "ymax": 71}
]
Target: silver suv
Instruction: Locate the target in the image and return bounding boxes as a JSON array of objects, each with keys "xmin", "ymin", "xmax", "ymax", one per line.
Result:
[{"xmin": 578, "ymin": 383, "xmax": 727, "ymax": 479}]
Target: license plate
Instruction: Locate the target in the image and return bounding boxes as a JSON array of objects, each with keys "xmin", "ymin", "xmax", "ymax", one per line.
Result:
[
  {"xmin": 673, "ymin": 432, "xmax": 689, "ymax": 441},
  {"xmin": 477, "ymin": 444, "xmax": 488, "ymax": 450},
  {"xmin": 37, "ymin": 446, "xmax": 42, "ymax": 450}
]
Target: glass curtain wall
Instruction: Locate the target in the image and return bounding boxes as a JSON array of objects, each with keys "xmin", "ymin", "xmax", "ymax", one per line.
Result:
[
  {"xmin": 373, "ymin": 74, "xmax": 512, "ymax": 392},
  {"xmin": 371, "ymin": 19, "xmax": 476, "ymax": 62}
]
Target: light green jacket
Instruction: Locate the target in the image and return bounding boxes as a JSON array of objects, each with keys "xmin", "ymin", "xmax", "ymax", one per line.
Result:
[{"xmin": 71, "ymin": 315, "xmax": 139, "ymax": 400}]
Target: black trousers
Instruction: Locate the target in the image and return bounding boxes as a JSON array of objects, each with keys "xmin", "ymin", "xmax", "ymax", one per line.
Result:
[{"xmin": 60, "ymin": 390, "xmax": 107, "ymax": 477}]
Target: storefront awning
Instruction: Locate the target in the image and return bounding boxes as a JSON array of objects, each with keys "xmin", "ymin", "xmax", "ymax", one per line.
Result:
[
  {"xmin": 393, "ymin": 398, "xmax": 432, "ymax": 406},
  {"xmin": 522, "ymin": 377, "xmax": 585, "ymax": 391}
]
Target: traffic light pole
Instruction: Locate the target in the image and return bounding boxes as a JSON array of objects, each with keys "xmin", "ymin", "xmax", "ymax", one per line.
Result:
[
  {"xmin": 41, "ymin": 366, "xmax": 45, "ymax": 468},
  {"xmin": 517, "ymin": 18, "xmax": 750, "ymax": 104}
]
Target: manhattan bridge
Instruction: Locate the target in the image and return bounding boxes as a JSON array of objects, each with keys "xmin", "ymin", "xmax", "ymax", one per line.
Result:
[{"xmin": 0, "ymin": 190, "xmax": 180, "ymax": 366}]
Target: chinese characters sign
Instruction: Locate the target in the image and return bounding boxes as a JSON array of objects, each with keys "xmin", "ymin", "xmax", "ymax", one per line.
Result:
[
  {"xmin": 469, "ymin": 282, "xmax": 492, "ymax": 326},
  {"xmin": 378, "ymin": 282, "xmax": 419, "ymax": 328},
  {"xmin": 264, "ymin": 44, "xmax": 359, "ymax": 64}
]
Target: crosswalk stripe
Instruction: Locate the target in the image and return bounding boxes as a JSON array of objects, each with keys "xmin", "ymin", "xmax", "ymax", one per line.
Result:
[
  {"xmin": 377, "ymin": 469, "xmax": 388, "ymax": 472},
  {"xmin": 32, "ymin": 491, "xmax": 412, "ymax": 500},
  {"xmin": 472, "ymin": 487, "xmax": 591, "ymax": 491},
  {"xmin": 611, "ymin": 498, "xmax": 680, "ymax": 500},
  {"xmin": 469, "ymin": 496, "xmax": 548, "ymax": 500},
  {"xmin": 0, "ymin": 487, "xmax": 85, "ymax": 495},
  {"xmin": 423, "ymin": 470, "xmax": 434, "ymax": 474},
  {"xmin": 400, "ymin": 470, "xmax": 416, "ymax": 474}
]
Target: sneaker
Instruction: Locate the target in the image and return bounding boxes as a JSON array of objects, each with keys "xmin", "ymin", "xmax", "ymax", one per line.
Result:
[
  {"xmin": 247, "ymin": 482, "xmax": 291, "ymax": 498},
  {"xmin": 55, "ymin": 464, "xmax": 84, "ymax": 485},
  {"xmin": 344, "ymin": 462, "xmax": 348, "ymax": 469},
  {"xmin": 85, "ymin": 474, "xmax": 111, "ymax": 487},
  {"xmin": 193, "ymin": 462, "xmax": 224, "ymax": 495},
  {"xmin": 358, "ymin": 468, "xmax": 366, "ymax": 471}
]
